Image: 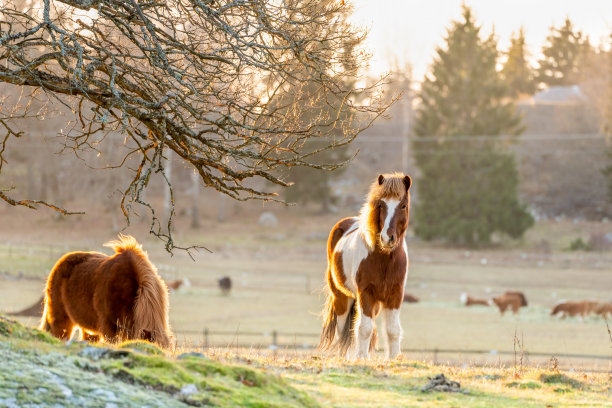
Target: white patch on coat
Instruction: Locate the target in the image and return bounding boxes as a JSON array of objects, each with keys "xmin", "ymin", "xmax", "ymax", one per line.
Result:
[
  {"xmin": 332, "ymin": 218, "xmax": 367, "ymax": 296},
  {"xmin": 381, "ymin": 199, "xmax": 399, "ymax": 246}
]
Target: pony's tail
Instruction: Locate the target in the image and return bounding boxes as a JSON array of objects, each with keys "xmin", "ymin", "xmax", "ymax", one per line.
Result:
[
  {"xmin": 318, "ymin": 293, "xmax": 337, "ymax": 351},
  {"xmin": 107, "ymin": 235, "xmax": 173, "ymax": 349},
  {"xmin": 337, "ymin": 300, "xmax": 357, "ymax": 357}
]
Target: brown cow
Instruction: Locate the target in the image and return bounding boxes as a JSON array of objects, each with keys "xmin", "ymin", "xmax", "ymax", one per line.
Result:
[
  {"xmin": 594, "ymin": 302, "xmax": 612, "ymax": 318},
  {"xmin": 167, "ymin": 279, "xmax": 184, "ymax": 292},
  {"xmin": 460, "ymin": 293, "xmax": 489, "ymax": 306},
  {"xmin": 551, "ymin": 301, "xmax": 599, "ymax": 319},
  {"xmin": 491, "ymin": 291, "xmax": 528, "ymax": 315},
  {"xmin": 7, "ymin": 295, "xmax": 45, "ymax": 317},
  {"xmin": 403, "ymin": 293, "xmax": 419, "ymax": 303}
]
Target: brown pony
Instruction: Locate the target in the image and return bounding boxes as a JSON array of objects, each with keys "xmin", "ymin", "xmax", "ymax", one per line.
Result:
[
  {"xmin": 319, "ymin": 172, "xmax": 412, "ymax": 359},
  {"xmin": 551, "ymin": 300, "xmax": 598, "ymax": 319},
  {"xmin": 595, "ymin": 302, "xmax": 612, "ymax": 318},
  {"xmin": 40, "ymin": 235, "xmax": 172, "ymax": 348},
  {"xmin": 491, "ymin": 291, "xmax": 528, "ymax": 315},
  {"xmin": 8, "ymin": 295, "xmax": 45, "ymax": 317},
  {"xmin": 167, "ymin": 279, "xmax": 185, "ymax": 292},
  {"xmin": 460, "ymin": 293, "xmax": 490, "ymax": 306}
]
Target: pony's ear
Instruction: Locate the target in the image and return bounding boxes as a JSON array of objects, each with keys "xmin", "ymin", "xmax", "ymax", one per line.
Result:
[
  {"xmin": 403, "ymin": 175, "xmax": 412, "ymax": 191},
  {"xmin": 377, "ymin": 174, "xmax": 385, "ymax": 185}
]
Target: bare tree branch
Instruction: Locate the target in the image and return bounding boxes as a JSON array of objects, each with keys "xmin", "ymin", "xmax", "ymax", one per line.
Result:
[{"xmin": 0, "ymin": 0, "xmax": 391, "ymax": 252}]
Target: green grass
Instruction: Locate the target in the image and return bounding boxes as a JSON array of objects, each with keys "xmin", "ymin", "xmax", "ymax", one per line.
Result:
[
  {"xmin": 213, "ymin": 351, "xmax": 612, "ymax": 408},
  {"xmin": 1, "ymin": 314, "xmax": 611, "ymax": 407}
]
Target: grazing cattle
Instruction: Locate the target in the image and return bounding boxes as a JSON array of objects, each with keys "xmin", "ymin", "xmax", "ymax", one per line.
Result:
[
  {"xmin": 7, "ymin": 295, "xmax": 45, "ymax": 317},
  {"xmin": 551, "ymin": 301, "xmax": 598, "ymax": 319},
  {"xmin": 40, "ymin": 235, "xmax": 172, "ymax": 348},
  {"xmin": 319, "ymin": 172, "xmax": 412, "ymax": 359},
  {"xmin": 403, "ymin": 293, "xmax": 419, "ymax": 303},
  {"xmin": 491, "ymin": 291, "xmax": 528, "ymax": 315},
  {"xmin": 167, "ymin": 279, "xmax": 184, "ymax": 292},
  {"xmin": 594, "ymin": 302, "xmax": 612, "ymax": 318},
  {"xmin": 460, "ymin": 293, "xmax": 489, "ymax": 306},
  {"xmin": 218, "ymin": 276, "xmax": 232, "ymax": 295}
]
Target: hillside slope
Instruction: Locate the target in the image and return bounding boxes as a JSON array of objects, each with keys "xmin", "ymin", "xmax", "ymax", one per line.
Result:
[{"xmin": 0, "ymin": 316, "xmax": 318, "ymax": 408}]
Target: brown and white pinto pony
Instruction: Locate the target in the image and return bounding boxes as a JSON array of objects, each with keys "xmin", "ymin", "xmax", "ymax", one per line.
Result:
[
  {"xmin": 40, "ymin": 235, "xmax": 172, "ymax": 348},
  {"xmin": 319, "ymin": 172, "xmax": 412, "ymax": 359}
]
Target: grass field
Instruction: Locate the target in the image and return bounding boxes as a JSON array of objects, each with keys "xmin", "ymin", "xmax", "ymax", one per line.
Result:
[{"xmin": 1, "ymin": 205, "xmax": 611, "ymax": 372}]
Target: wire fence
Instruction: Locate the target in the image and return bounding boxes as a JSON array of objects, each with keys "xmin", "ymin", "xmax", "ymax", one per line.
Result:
[{"xmin": 174, "ymin": 328, "xmax": 611, "ymax": 365}]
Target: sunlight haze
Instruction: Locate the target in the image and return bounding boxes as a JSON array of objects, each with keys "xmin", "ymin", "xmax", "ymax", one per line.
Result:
[{"xmin": 351, "ymin": 0, "xmax": 612, "ymax": 81}]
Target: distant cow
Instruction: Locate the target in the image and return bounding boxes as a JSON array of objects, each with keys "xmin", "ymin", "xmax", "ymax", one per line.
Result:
[
  {"xmin": 403, "ymin": 293, "xmax": 419, "ymax": 303},
  {"xmin": 167, "ymin": 279, "xmax": 184, "ymax": 292},
  {"xmin": 595, "ymin": 302, "xmax": 612, "ymax": 318},
  {"xmin": 551, "ymin": 301, "xmax": 598, "ymax": 319},
  {"xmin": 491, "ymin": 291, "xmax": 528, "ymax": 315},
  {"xmin": 7, "ymin": 295, "xmax": 45, "ymax": 317},
  {"xmin": 218, "ymin": 276, "xmax": 232, "ymax": 295},
  {"xmin": 460, "ymin": 293, "xmax": 489, "ymax": 306}
]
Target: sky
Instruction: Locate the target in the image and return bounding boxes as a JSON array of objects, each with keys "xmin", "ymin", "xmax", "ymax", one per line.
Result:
[{"xmin": 350, "ymin": 0, "xmax": 612, "ymax": 81}]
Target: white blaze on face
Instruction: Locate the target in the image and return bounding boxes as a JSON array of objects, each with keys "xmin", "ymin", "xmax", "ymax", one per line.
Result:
[{"xmin": 381, "ymin": 198, "xmax": 399, "ymax": 246}]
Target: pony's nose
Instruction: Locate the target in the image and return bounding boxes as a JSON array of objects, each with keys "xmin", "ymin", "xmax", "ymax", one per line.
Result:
[{"xmin": 388, "ymin": 234, "xmax": 395, "ymax": 244}]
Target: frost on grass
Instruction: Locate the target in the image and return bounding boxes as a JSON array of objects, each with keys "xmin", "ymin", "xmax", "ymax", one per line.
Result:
[
  {"xmin": 0, "ymin": 317, "xmax": 319, "ymax": 408},
  {"xmin": 0, "ymin": 343, "xmax": 188, "ymax": 408}
]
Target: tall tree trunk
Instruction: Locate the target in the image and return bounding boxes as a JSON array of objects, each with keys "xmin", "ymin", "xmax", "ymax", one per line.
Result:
[{"xmin": 190, "ymin": 170, "xmax": 200, "ymax": 228}]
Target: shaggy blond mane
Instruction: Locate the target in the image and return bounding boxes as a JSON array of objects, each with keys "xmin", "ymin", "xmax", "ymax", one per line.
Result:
[
  {"xmin": 367, "ymin": 172, "xmax": 408, "ymax": 202},
  {"xmin": 104, "ymin": 233, "xmax": 143, "ymax": 254}
]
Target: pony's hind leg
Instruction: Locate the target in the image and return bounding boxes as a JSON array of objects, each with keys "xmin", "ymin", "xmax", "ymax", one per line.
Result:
[{"xmin": 45, "ymin": 301, "xmax": 75, "ymax": 340}]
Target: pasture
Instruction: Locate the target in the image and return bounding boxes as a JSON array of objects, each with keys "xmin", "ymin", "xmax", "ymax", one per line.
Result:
[{"xmin": 1, "ymin": 206, "xmax": 611, "ymax": 371}]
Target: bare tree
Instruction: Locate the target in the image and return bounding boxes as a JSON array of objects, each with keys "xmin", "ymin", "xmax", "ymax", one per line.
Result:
[{"xmin": 0, "ymin": 0, "xmax": 390, "ymax": 252}]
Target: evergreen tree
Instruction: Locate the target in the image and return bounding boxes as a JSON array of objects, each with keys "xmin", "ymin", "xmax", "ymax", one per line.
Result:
[
  {"xmin": 413, "ymin": 6, "xmax": 533, "ymax": 246},
  {"xmin": 501, "ymin": 27, "xmax": 536, "ymax": 96},
  {"xmin": 536, "ymin": 17, "xmax": 592, "ymax": 87},
  {"xmin": 598, "ymin": 35, "xmax": 612, "ymax": 200}
]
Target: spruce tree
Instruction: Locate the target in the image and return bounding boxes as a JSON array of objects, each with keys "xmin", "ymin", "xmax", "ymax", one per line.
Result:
[
  {"xmin": 413, "ymin": 6, "xmax": 533, "ymax": 246},
  {"xmin": 536, "ymin": 17, "xmax": 592, "ymax": 87},
  {"xmin": 501, "ymin": 27, "xmax": 536, "ymax": 97}
]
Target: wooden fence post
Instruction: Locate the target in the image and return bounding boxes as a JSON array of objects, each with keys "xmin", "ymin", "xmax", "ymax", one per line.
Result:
[
  {"xmin": 272, "ymin": 330, "xmax": 278, "ymax": 349},
  {"xmin": 203, "ymin": 328, "xmax": 209, "ymax": 349}
]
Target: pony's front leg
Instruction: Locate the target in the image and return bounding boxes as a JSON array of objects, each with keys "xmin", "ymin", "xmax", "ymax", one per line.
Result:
[
  {"xmin": 356, "ymin": 311, "xmax": 373, "ymax": 359},
  {"xmin": 383, "ymin": 308, "xmax": 402, "ymax": 359}
]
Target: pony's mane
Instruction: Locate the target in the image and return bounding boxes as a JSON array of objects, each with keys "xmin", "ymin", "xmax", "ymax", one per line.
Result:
[
  {"xmin": 366, "ymin": 172, "xmax": 407, "ymax": 202},
  {"xmin": 104, "ymin": 234, "xmax": 143, "ymax": 254},
  {"xmin": 359, "ymin": 172, "xmax": 409, "ymax": 250}
]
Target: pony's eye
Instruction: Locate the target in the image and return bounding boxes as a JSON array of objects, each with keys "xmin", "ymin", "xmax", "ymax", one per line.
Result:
[{"xmin": 401, "ymin": 204, "xmax": 406, "ymax": 209}]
